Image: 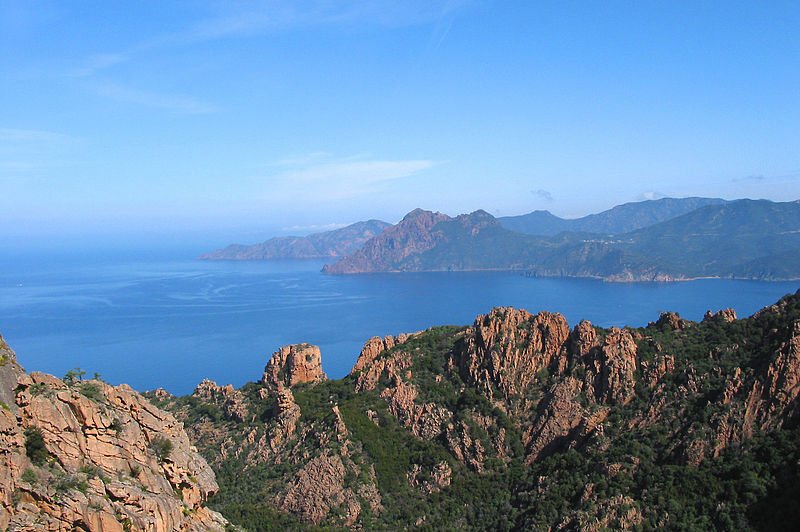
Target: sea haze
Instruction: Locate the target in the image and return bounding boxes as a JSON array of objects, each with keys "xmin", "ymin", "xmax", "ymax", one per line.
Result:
[{"xmin": 0, "ymin": 249, "xmax": 797, "ymax": 394}]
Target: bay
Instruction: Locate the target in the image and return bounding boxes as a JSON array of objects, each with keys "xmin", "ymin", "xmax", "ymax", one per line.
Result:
[{"xmin": 0, "ymin": 250, "xmax": 797, "ymax": 394}]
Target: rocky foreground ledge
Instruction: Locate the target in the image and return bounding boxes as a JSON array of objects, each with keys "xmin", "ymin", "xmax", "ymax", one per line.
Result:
[{"xmin": 0, "ymin": 336, "xmax": 227, "ymax": 531}]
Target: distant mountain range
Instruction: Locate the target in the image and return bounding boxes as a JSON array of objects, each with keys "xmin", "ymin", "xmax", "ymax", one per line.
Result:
[
  {"xmin": 323, "ymin": 199, "xmax": 800, "ymax": 280},
  {"xmin": 498, "ymin": 197, "xmax": 728, "ymax": 235},
  {"xmin": 200, "ymin": 220, "xmax": 390, "ymax": 260},
  {"xmin": 203, "ymin": 197, "xmax": 800, "ymax": 281}
]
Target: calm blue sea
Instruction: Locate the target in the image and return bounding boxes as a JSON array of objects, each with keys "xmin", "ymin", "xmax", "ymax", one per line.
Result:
[{"xmin": 0, "ymin": 249, "xmax": 797, "ymax": 394}]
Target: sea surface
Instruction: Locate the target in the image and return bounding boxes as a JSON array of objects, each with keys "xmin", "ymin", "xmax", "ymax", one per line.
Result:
[{"xmin": 0, "ymin": 249, "xmax": 797, "ymax": 394}]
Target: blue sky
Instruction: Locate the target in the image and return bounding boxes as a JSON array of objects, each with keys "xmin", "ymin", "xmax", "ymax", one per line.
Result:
[{"xmin": 2, "ymin": 0, "xmax": 799, "ymax": 249}]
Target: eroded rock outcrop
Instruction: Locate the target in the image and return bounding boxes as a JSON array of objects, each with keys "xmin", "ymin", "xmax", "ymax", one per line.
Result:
[
  {"xmin": 567, "ymin": 320, "xmax": 599, "ymax": 368},
  {"xmin": 0, "ymin": 335, "xmax": 24, "ymax": 411},
  {"xmin": 523, "ymin": 377, "xmax": 609, "ymax": 463},
  {"xmin": 355, "ymin": 350, "xmax": 414, "ymax": 393},
  {"xmin": 0, "ymin": 369, "xmax": 226, "ymax": 531},
  {"xmin": 154, "ymin": 292, "xmax": 800, "ymax": 529},
  {"xmin": 650, "ymin": 311, "xmax": 687, "ymax": 331},
  {"xmin": 352, "ymin": 333, "xmax": 413, "ymax": 374},
  {"xmin": 269, "ymin": 385, "xmax": 302, "ymax": 452},
  {"xmin": 703, "ymin": 308, "xmax": 737, "ymax": 322},
  {"xmin": 380, "ymin": 380, "xmax": 451, "ymax": 440},
  {"xmin": 585, "ymin": 327, "xmax": 639, "ymax": 405},
  {"xmin": 278, "ymin": 453, "xmax": 362, "ymax": 525},
  {"xmin": 407, "ymin": 461, "xmax": 452, "ymax": 494},
  {"xmin": 742, "ymin": 319, "xmax": 800, "ymax": 434},
  {"xmin": 193, "ymin": 379, "xmax": 248, "ymax": 422},
  {"xmin": 263, "ymin": 343, "xmax": 327, "ymax": 388},
  {"xmin": 450, "ymin": 309, "xmax": 638, "ymax": 464},
  {"xmin": 457, "ymin": 308, "xmax": 570, "ymax": 403}
]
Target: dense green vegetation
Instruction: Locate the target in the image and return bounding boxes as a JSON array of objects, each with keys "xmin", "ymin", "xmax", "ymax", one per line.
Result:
[{"xmin": 24, "ymin": 426, "xmax": 49, "ymax": 466}]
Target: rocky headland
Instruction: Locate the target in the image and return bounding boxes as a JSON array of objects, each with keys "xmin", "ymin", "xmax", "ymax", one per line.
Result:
[{"xmin": 200, "ymin": 219, "xmax": 390, "ymax": 260}]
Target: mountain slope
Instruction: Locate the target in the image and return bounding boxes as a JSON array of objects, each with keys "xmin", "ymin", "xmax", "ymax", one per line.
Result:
[
  {"xmin": 324, "ymin": 200, "xmax": 800, "ymax": 280},
  {"xmin": 200, "ymin": 219, "xmax": 391, "ymax": 260},
  {"xmin": 322, "ymin": 209, "xmax": 454, "ymax": 273},
  {"xmin": 499, "ymin": 196, "xmax": 727, "ymax": 236},
  {"xmin": 604, "ymin": 199, "xmax": 800, "ymax": 279},
  {"xmin": 323, "ymin": 209, "xmax": 561, "ymax": 274},
  {"xmin": 153, "ymin": 291, "xmax": 800, "ymax": 530}
]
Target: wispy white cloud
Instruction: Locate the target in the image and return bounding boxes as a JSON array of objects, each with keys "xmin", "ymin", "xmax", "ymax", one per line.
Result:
[
  {"xmin": 262, "ymin": 154, "xmax": 437, "ymax": 203},
  {"xmin": 278, "ymin": 159, "xmax": 435, "ymax": 184},
  {"xmin": 0, "ymin": 127, "xmax": 77, "ymax": 143},
  {"xmin": 638, "ymin": 191, "xmax": 668, "ymax": 201},
  {"xmin": 67, "ymin": 1, "xmax": 471, "ymax": 115},
  {"xmin": 91, "ymin": 83, "xmax": 221, "ymax": 114},
  {"xmin": 531, "ymin": 189, "xmax": 554, "ymax": 202},
  {"xmin": 71, "ymin": 53, "xmax": 128, "ymax": 78},
  {"xmin": 73, "ymin": 1, "xmax": 472, "ymax": 77},
  {"xmin": 731, "ymin": 171, "xmax": 800, "ymax": 183},
  {"xmin": 280, "ymin": 222, "xmax": 348, "ymax": 233}
]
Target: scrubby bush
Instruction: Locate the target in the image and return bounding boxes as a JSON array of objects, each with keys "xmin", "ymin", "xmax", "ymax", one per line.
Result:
[
  {"xmin": 24, "ymin": 426, "xmax": 48, "ymax": 465},
  {"xmin": 21, "ymin": 468, "xmax": 37, "ymax": 484},
  {"xmin": 150, "ymin": 435, "xmax": 173, "ymax": 462},
  {"xmin": 80, "ymin": 382, "xmax": 104, "ymax": 402}
]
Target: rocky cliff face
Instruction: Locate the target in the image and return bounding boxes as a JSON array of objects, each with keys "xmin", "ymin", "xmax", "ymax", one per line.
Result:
[
  {"xmin": 0, "ymin": 358, "xmax": 226, "ymax": 531},
  {"xmin": 0, "ymin": 335, "xmax": 24, "ymax": 412}
]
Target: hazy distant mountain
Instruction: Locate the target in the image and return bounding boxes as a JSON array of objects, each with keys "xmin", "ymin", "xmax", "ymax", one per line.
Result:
[
  {"xmin": 601, "ymin": 199, "xmax": 800, "ymax": 280},
  {"xmin": 322, "ymin": 209, "xmax": 548, "ymax": 274},
  {"xmin": 200, "ymin": 220, "xmax": 391, "ymax": 260},
  {"xmin": 499, "ymin": 197, "xmax": 728, "ymax": 236},
  {"xmin": 323, "ymin": 200, "xmax": 800, "ymax": 280}
]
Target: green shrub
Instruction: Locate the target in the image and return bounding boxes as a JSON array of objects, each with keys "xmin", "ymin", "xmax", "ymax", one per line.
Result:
[
  {"xmin": 21, "ymin": 468, "xmax": 37, "ymax": 484},
  {"xmin": 110, "ymin": 418, "xmax": 124, "ymax": 435},
  {"xmin": 24, "ymin": 426, "xmax": 48, "ymax": 465},
  {"xmin": 150, "ymin": 435, "xmax": 173, "ymax": 462},
  {"xmin": 54, "ymin": 473, "xmax": 88, "ymax": 495},
  {"xmin": 79, "ymin": 463, "xmax": 107, "ymax": 482},
  {"xmin": 28, "ymin": 382, "xmax": 48, "ymax": 396},
  {"xmin": 63, "ymin": 368, "xmax": 86, "ymax": 385},
  {"xmin": 80, "ymin": 382, "xmax": 104, "ymax": 402}
]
